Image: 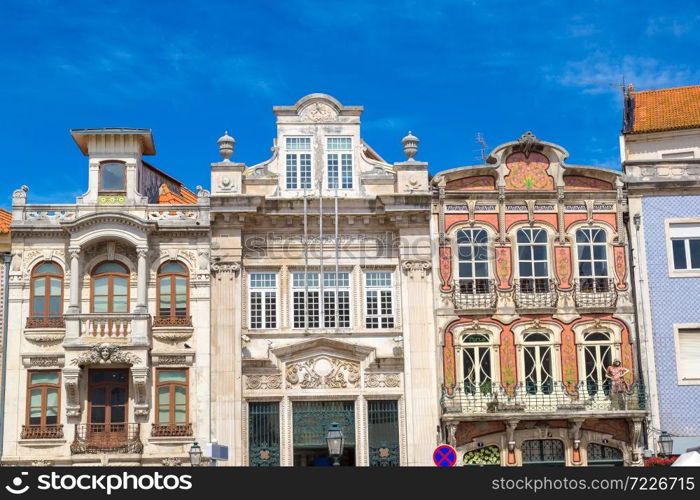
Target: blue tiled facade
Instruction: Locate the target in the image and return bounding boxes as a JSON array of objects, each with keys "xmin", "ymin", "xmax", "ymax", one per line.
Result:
[{"xmin": 642, "ymin": 195, "xmax": 700, "ymax": 440}]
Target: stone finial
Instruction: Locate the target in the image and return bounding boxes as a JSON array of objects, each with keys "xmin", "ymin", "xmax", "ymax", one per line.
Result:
[
  {"xmin": 401, "ymin": 131, "xmax": 419, "ymax": 161},
  {"xmin": 217, "ymin": 130, "xmax": 235, "ymax": 162}
]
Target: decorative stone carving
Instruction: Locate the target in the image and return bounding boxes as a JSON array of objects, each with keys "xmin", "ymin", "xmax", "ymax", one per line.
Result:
[
  {"xmin": 365, "ymin": 373, "xmax": 401, "ymax": 388},
  {"xmin": 12, "ymin": 185, "xmax": 28, "ymax": 203},
  {"xmin": 32, "ymin": 460, "xmax": 54, "ymax": 466},
  {"xmin": 71, "ymin": 343, "xmax": 142, "ymax": 366},
  {"xmin": 401, "ymin": 131, "xmax": 419, "ymax": 160},
  {"xmin": 153, "ymin": 330, "xmax": 193, "ymax": 342},
  {"xmin": 152, "ymin": 354, "xmax": 193, "ymax": 366},
  {"xmin": 285, "ymin": 356, "xmax": 360, "ymax": 389},
  {"xmin": 132, "ymin": 367, "xmax": 150, "ymax": 417},
  {"xmin": 162, "ymin": 458, "xmax": 183, "ymax": 467},
  {"xmin": 22, "ymin": 355, "xmax": 65, "ymax": 368},
  {"xmin": 217, "ymin": 131, "xmax": 235, "ymax": 161},
  {"xmin": 196, "ymin": 185, "xmax": 211, "ymax": 198},
  {"xmin": 301, "ymin": 102, "xmax": 336, "ymax": 122},
  {"xmin": 197, "ymin": 249, "xmax": 210, "ymax": 271},
  {"xmin": 401, "ymin": 260, "xmax": 431, "ymax": 279},
  {"xmin": 210, "ymin": 258, "xmax": 241, "ymax": 279},
  {"xmin": 63, "ymin": 367, "xmax": 81, "ymax": 417},
  {"xmin": 245, "ymin": 374, "xmax": 283, "ymax": 390}
]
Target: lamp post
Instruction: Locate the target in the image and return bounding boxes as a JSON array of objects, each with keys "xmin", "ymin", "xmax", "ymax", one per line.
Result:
[
  {"xmin": 326, "ymin": 423, "xmax": 344, "ymax": 467},
  {"xmin": 189, "ymin": 441, "xmax": 203, "ymax": 467},
  {"xmin": 658, "ymin": 431, "xmax": 674, "ymax": 457}
]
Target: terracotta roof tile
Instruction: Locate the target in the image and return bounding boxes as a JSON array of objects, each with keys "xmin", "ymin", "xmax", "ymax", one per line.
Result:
[
  {"xmin": 158, "ymin": 183, "xmax": 198, "ymax": 204},
  {"xmin": 629, "ymin": 85, "xmax": 700, "ymax": 134},
  {"xmin": 0, "ymin": 209, "xmax": 11, "ymax": 234}
]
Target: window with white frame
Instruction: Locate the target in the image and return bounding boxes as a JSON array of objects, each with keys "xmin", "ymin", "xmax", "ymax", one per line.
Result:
[
  {"xmin": 517, "ymin": 228, "xmax": 550, "ymax": 293},
  {"xmin": 676, "ymin": 328, "xmax": 700, "ymax": 383},
  {"xmin": 292, "ymin": 271, "xmax": 350, "ymax": 329},
  {"xmin": 522, "ymin": 332, "xmax": 554, "ymax": 394},
  {"xmin": 669, "ymin": 223, "xmax": 700, "ymax": 271},
  {"xmin": 249, "ymin": 272, "xmax": 277, "ymax": 329},
  {"xmin": 581, "ymin": 331, "xmax": 613, "ymax": 395},
  {"xmin": 576, "ymin": 228, "xmax": 610, "ymax": 292},
  {"xmin": 285, "ymin": 137, "xmax": 312, "ymax": 190},
  {"xmin": 460, "ymin": 333, "xmax": 493, "ymax": 394},
  {"xmin": 327, "ymin": 137, "xmax": 353, "ymax": 189},
  {"xmin": 456, "ymin": 229, "xmax": 490, "ymax": 293},
  {"xmin": 365, "ymin": 271, "xmax": 394, "ymax": 329}
]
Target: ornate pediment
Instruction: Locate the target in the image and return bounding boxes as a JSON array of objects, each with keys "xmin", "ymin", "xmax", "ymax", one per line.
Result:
[{"xmin": 286, "ymin": 356, "xmax": 360, "ymax": 389}]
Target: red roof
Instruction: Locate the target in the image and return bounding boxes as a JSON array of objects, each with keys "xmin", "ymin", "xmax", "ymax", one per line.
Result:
[
  {"xmin": 626, "ymin": 85, "xmax": 700, "ymax": 134},
  {"xmin": 158, "ymin": 183, "xmax": 198, "ymax": 204},
  {"xmin": 0, "ymin": 209, "xmax": 10, "ymax": 233}
]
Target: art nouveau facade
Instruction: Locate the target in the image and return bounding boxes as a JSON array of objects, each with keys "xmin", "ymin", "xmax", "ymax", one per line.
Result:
[
  {"xmin": 432, "ymin": 133, "xmax": 647, "ymax": 466},
  {"xmin": 208, "ymin": 94, "xmax": 439, "ymax": 466},
  {"xmin": 1, "ymin": 129, "xmax": 211, "ymax": 466}
]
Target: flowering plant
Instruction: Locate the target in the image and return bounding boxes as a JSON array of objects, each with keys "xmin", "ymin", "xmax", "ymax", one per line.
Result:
[{"xmin": 644, "ymin": 456, "xmax": 677, "ymax": 466}]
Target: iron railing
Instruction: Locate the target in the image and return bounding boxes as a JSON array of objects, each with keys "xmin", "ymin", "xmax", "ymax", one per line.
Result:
[
  {"xmin": 151, "ymin": 423, "xmax": 193, "ymax": 437},
  {"xmin": 25, "ymin": 317, "xmax": 65, "ymax": 329},
  {"xmin": 21, "ymin": 424, "xmax": 64, "ymax": 439},
  {"xmin": 452, "ymin": 280, "xmax": 497, "ymax": 310},
  {"xmin": 574, "ymin": 278, "xmax": 618, "ymax": 308},
  {"xmin": 514, "ymin": 279, "xmax": 557, "ymax": 308},
  {"xmin": 70, "ymin": 423, "xmax": 143, "ymax": 454},
  {"xmin": 153, "ymin": 315, "xmax": 193, "ymax": 327},
  {"xmin": 441, "ymin": 382, "xmax": 646, "ymax": 414}
]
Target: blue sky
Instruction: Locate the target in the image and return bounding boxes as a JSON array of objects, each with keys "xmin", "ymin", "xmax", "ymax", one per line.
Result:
[{"xmin": 2, "ymin": 0, "xmax": 700, "ymax": 208}]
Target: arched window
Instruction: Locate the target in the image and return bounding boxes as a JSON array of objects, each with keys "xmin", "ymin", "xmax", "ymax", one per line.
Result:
[
  {"xmin": 29, "ymin": 262, "xmax": 64, "ymax": 327},
  {"xmin": 587, "ymin": 443, "xmax": 623, "ymax": 466},
  {"xmin": 582, "ymin": 331, "xmax": 613, "ymax": 395},
  {"xmin": 517, "ymin": 228, "xmax": 549, "ymax": 293},
  {"xmin": 156, "ymin": 261, "xmax": 190, "ymax": 325},
  {"xmin": 99, "ymin": 162, "xmax": 126, "ymax": 192},
  {"xmin": 460, "ymin": 333, "xmax": 493, "ymax": 394},
  {"xmin": 522, "ymin": 332, "xmax": 554, "ymax": 394},
  {"xmin": 91, "ymin": 262, "xmax": 129, "ymax": 313},
  {"xmin": 456, "ymin": 229, "xmax": 489, "ymax": 293},
  {"xmin": 576, "ymin": 228, "xmax": 609, "ymax": 292},
  {"xmin": 522, "ymin": 439, "xmax": 565, "ymax": 465}
]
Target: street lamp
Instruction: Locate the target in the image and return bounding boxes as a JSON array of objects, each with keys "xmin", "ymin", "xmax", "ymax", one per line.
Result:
[
  {"xmin": 326, "ymin": 423, "xmax": 344, "ymax": 466},
  {"xmin": 189, "ymin": 441, "xmax": 203, "ymax": 466},
  {"xmin": 658, "ymin": 431, "xmax": 674, "ymax": 457}
]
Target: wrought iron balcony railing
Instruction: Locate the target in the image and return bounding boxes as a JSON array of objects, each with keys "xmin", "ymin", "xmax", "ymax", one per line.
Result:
[
  {"xmin": 441, "ymin": 381, "xmax": 646, "ymax": 415},
  {"xmin": 70, "ymin": 423, "xmax": 143, "ymax": 454},
  {"xmin": 21, "ymin": 424, "xmax": 64, "ymax": 439},
  {"xmin": 574, "ymin": 278, "xmax": 618, "ymax": 308},
  {"xmin": 452, "ymin": 280, "xmax": 497, "ymax": 310},
  {"xmin": 25, "ymin": 316, "xmax": 65, "ymax": 329},
  {"xmin": 153, "ymin": 315, "xmax": 193, "ymax": 327},
  {"xmin": 151, "ymin": 423, "xmax": 193, "ymax": 437},
  {"xmin": 514, "ymin": 279, "xmax": 557, "ymax": 308}
]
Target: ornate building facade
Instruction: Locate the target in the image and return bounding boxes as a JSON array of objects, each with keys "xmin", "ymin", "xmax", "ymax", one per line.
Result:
[
  {"xmin": 431, "ymin": 133, "xmax": 647, "ymax": 466},
  {"xmin": 1, "ymin": 129, "xmax": 211, "ymax": 466},
  {"xmin": 208, "ymin": 94, "xmax": 439, "ymax": 466},
  {"xmin": 624, "ymin": 84, "xmax": 700, "ymax": 455}
]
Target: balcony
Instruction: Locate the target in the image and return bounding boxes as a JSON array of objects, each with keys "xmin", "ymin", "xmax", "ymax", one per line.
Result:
[
  {"xmin": 21, "ymin": 424, "xmax": 64, "ymax": 439},
  {"xmin": 514, "ymin": 279, "xmax": 557, "ymax": 309},
  {"xmin": 452, "ymin": 280, "xmax": 497, "ymax": 311},
  {"xmin": 70, "ymin": 423, "xmax": 143, "ymax": 454},
  {"xmin": 151, "ymin": 423, "xmax": 193, "ymax": 437},
  {"xmin": 441, "ymin": 382, "xmax": 646, "ymax": 415},
  {"xmin": 78, "ymin": 314, "xmax": 134, "ymax": 337},
  {"xmin": 153, "ymin": 315, "xmax": 193, "ymax": 328},
  {"xmin": 25, "ymin": 317, "xmax": 66, "ymax": 329},
  {"xmin": 574, "ymin": 278, "xmax": 617, "ymax": 309}
]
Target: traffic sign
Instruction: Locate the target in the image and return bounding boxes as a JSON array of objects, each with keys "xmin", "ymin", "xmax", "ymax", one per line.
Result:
[{"xmin": 433, "ymin": 444, "xmax": 457, "ymax": 467}]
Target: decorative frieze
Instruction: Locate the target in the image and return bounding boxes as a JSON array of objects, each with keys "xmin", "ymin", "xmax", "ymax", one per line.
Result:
[
  {"xmin": 245, "ymin": 374, "xmax": 283, "ymax": 390},
  {"xmin": 71, "ymin": 343, "xmax": 142, "ymax": 366},
  {"xmin": 365, "ymin": 373, "xmax": 401, "ymax": 388},
  {"xmin": 151, "ymin": 353, "xmax": 195, "ymax": 366},
  {"xmin": 22, "ymin": 355, "xmax": 65, "ymax": 368},
  {"xmin": 285, "ymin": 356, "xmax": 360, "ymax": 389}
]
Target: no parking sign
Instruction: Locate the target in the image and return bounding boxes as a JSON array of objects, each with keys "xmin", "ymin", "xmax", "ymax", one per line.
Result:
[{"xmin": 433, "ymin": 444, "xmax": 457, "ymax": 467}]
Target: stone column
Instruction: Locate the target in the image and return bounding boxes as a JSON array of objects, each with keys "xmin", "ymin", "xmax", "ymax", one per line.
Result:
[
  {"xmin": 135, "ymin": 247, "xmax": 148, "ymax": 314},
  {"xmin": 68, "ymin": 247, "xmax": 81, "ymax": 313}
]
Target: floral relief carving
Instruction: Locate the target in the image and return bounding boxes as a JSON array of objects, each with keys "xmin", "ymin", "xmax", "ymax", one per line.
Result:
[
  {"xmin": 495, "ymin": 247, "xmax": 512, "ymax": 289},
  {"xmin": 301, "ymin": 102, "xmax": 336, "ymax": 122},
  {"xmin": 439, "ymin": 247, "xmax": 453, "ymax": 291},
  {"xmin": 285, "ymin": 356, "xmax": 360, "ymax": 389},
  {"xmin": 245, "ymin": 375, "xmax": 283, "ymax": 390},
  {"xmin": 71, "ymin": 343, "xmax": 142, "ymax": 366},
  {"xmin": 554, "ymin": 246, "xmax": 572, "ymax": 289},
  {"xmin": 365, "ymin": 373, "xmax": 401, "ymax": 388}
]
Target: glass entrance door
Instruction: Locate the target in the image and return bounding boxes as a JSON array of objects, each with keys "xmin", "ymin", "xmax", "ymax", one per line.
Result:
[
  {"xmin": 88, "ymin": 369, "xmax": 128, "ymax": 448},
  {"xmin": 292, "ymin": 400, "xmax": 355, "ymax": 466}
]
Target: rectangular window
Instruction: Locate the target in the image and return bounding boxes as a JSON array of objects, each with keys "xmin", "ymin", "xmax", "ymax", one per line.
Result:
[
  {"xmin": 669, "ymin": 223, "xmax": 700, "ymax": 271},
  {"xmin": 156, "ymin": 369, "xmax": 188, "ymax": 426},
  {"xmin": 26, "ymin": 371, "xmax": 60, "ymax": 427},
  {"xmin": 292, "ymin": 271, "xmax": 350, "ymax": 329},
  {"xmin": 677, "ymin": 329, "xmax": 700, "ymax": 383},
  {"xmin": 249, "ymin": 272, "xmax": 278, "ymax": 329},
  {"xmin": 365, "ymin": 271, "xmax": 395, "ymax": 329},
  {"xmin": 368, "ymin": 400, "xmax": 400, "ymax": 467},
  {"xmin": 285, "ymin": 137, "xmax": 312, "ymax": 190},
  {"xmin": 249, "ymin": 402, "xmax": 280, "ymax": 466},
  {"xmin": 327, "ymin": 137, "xmax": 353, "ymax": 189}
]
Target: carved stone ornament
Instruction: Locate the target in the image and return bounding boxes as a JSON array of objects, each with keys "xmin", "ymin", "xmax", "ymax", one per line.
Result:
[
  {"xmin": 365, "ymin": 373, "xmax": 401, "ymax": 388},
  {"xmin": 401, "ymin": 260, "xmax": 432, "ymax": 279},
  {"xmin": 302, "ymin": 102, "xmax": 336, "ymax": 122},
  {"xmin": 245, "ymin": 374, "xmax": 283, "ymax": 390},
  {"xmin": 22, "ymin": 355, "xmax": 65, "ymax": 368},
  {"xmin": 162, "ymin": 457, "xmax": 183, "ymax": 467},
  {"xmin": 285, "ymin": 356, "xmax": 360, "ymax": 389},
  {"xmin": 132, "ymin": 367, "xmax": 150, "ymax": 417},
  {"xmin": 210, "ymin": 259, "xmax": 241, "ymax": 279},
  {"xmin": 152, "ymin": 355, "xmax": 192, "ymax": 366},
  {"xmin": 64, "ymin": 367, "xmax": 81, "ymax": 417},
  {"xmin": 12, "ymin": 185, "xmax": 28, "ymax": 202},
  {"xmin": 71, "ymin": 343, "xmax": 142, "ymax": 366}
]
